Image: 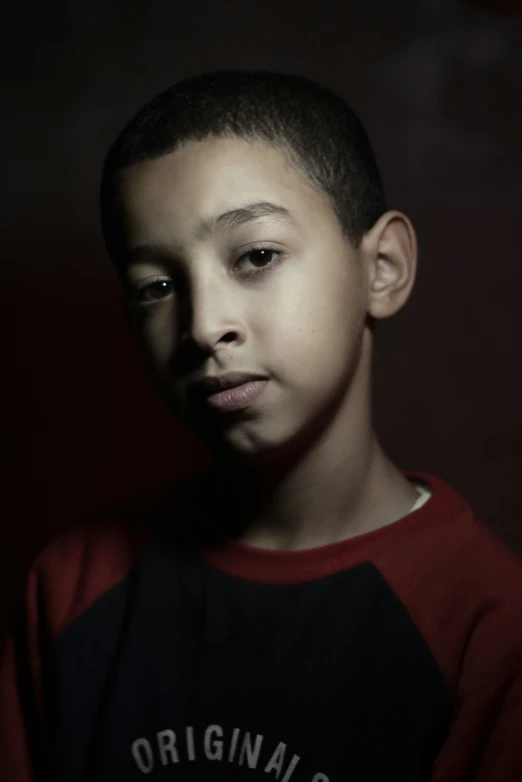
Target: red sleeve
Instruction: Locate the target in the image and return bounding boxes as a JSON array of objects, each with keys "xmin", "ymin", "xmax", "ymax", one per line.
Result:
[
  {"xmin": 0, "ymin": 563, "xmax": 52, "ymax": 782},
  {"xmin": 372, "ymin": 485, "xmax": 522, "ymax": 782},
  {"xmin": 472, "ymin": 670, "xmax": 522, "ymax": 781},
  {"xmin": 0, "ymin": 517, "xmax": 153, "ymax": 782},
  {"xmin": 430, "ymin": 592, "xmax": 522, "ymax": 781}
]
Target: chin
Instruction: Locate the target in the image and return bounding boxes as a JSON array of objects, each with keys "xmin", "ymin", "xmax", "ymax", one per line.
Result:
[{"xmin": 208, "ymin": 415, "xmax": 321, "ymax": 472}]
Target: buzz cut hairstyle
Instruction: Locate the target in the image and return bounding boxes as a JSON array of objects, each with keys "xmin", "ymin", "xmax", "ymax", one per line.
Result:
[{"xmin": 100, "ymin": 69, "xmax": 388, "ymax": 261}]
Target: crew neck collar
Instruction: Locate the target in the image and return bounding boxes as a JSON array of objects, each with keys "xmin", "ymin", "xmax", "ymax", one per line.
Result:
[{"xmin": 197, "ymin": 472, "xmax": 469, "ymax": 584}]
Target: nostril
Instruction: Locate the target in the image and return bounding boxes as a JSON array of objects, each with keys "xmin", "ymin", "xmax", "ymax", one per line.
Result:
[{"xmin": 223, "ymin": 332, "xmax": 236, "ymax": 343}]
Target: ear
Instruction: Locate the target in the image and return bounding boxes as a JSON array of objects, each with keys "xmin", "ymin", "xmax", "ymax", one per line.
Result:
[{"xmin": 360, "ymin": 210, "xmax": 418, "ymax": 320}]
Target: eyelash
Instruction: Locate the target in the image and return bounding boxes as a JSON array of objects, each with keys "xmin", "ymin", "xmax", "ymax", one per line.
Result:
[{"xmin": 132, "ymin": 244, "xmax": 284, "ymax": 306}]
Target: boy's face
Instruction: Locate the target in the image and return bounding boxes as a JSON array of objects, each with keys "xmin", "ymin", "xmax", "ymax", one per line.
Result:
[{"xmin": 116, "ymin": 137, "xmax": 369, "ymax": 461}]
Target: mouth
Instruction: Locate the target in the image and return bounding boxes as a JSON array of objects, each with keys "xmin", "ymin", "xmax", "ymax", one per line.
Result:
[
  {"xmin": 205, "ymin": 379, "xmax": 269, "ymax": 412},
  {"xmin": 187, "ymin": 371, "xmax": 269, "ymax": 413}
]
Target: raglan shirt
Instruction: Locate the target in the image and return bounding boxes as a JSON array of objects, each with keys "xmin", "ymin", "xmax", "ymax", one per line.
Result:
[{"xmin": 1, "ymin": 471, "xmax": 522, "ymax": 781}]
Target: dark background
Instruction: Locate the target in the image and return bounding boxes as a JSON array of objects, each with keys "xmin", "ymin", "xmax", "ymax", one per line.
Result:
[{"xmin": 2, "ymin": 0, "xmax": 522, "ymax": 634}]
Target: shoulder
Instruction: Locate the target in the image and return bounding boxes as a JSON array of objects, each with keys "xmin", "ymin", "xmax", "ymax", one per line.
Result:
[
  {"xmin": 386, "ymin": 472, "xmax": 522, "ymax": 607},
  {"xmin": 436, "ymin": 505, "xmax": 522, "ymax": 619},
  {"xmin": 375, "ymin": 473, "xmax": 522, "ymax": 690},
  {"xmin": 455, "ymin": 516, "xmax": 522, "ymax": 654},
  {"xmin": 30, "ymin": 475, "xmax": 204, "ymax": 639}
]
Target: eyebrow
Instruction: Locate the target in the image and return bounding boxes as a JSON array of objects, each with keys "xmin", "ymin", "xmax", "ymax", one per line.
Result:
[
  {"xmin": 194, "ymin": 200, "xmax": 295, "ymax": 241},
  {"xmin": 121, "ymin": 201, "xmax": 295, "ymax": 266}
]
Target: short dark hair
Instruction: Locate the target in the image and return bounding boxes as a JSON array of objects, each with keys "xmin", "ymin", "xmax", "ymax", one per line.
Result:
[{"xmin": 100, "ymin": 69, "xmax": 388, "ymax": 259}]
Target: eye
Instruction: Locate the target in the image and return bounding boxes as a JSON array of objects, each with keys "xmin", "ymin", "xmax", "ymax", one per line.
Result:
[
  {"xmin": 236, "ymin": 246, "xmax": 283, "ymax": 275},
  {"xmin": 133, "ymin": 278, "xmax": 175, "ymax": 305},
  {"xmin": 129, "ymin": 246, "xmax": 282, "ymax": 308}
]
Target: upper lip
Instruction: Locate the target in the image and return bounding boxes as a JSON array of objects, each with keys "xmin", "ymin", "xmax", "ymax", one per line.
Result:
[{"xmin": 189, "ymin": 372, "xmax": 267, "ymax": 397}]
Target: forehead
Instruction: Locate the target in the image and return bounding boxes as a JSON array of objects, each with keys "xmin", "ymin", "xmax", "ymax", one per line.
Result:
[{"xmin": 116, "ymin": 137, "xmax": 336, "ymax": 248}]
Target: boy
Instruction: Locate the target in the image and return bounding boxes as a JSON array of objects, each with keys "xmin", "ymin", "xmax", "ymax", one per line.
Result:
[{"xmin": 1, "ymin": 70, "xmax": 521, "ymax": 781}]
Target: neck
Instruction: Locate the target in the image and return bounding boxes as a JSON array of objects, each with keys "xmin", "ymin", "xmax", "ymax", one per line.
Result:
[
  {"xmin": 198, "ymin": 333, "xmax": 419, "ymax": 551},
  {"xmin": 206, "ymin": 435, "xmax": 417, "ymax": 552}
]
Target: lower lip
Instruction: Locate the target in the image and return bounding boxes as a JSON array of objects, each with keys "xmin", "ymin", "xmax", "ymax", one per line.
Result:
[{"xmin": 206, "ymin": 380, "xmax": 268, "ymax": 412}]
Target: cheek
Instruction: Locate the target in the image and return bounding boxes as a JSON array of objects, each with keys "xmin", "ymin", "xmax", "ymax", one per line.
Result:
[
  {"xmin": 135, "ymin": 308, "xmax": 178, "ymax": 367},
  {"xmin": 267, "ymin": 273, "xmax": 361, "ymax": 384}
]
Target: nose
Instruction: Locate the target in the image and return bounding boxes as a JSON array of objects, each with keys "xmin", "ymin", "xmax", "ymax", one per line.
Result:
[{"xmin": 179, "ymin": 275, "xmax": 246, "ymax": 354}]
